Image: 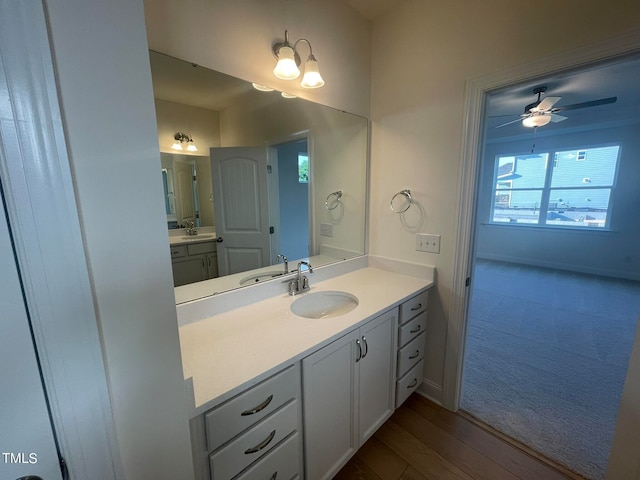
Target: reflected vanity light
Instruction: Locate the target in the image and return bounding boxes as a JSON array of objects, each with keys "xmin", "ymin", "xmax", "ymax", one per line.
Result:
[
  {"xmin": 281, "ymin": 92, "xmax": 297, "ymax": 99},
  {"xmin": 252, "ymin": 83, "xmax": 274, "ymax": 92},
  {"xmin": 172, "ymin": 132, "xmax": 198, "ymax": 152},
  {"xmin": 272, "ymin": 30, "xmax": 325, "ymax": 88}
]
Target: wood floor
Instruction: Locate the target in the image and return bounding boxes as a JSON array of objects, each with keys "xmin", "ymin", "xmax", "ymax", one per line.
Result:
[{"xmin": 335, "ymin": 394, "xmax": 585, "ymax": 480}]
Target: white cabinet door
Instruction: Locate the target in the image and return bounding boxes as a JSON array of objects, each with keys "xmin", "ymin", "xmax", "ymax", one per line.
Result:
[
  {"xmin": 358, "ymin": 309, "xmax": 396, "ymax": 443},
  {"xmin": 302, "ymin": 331, "xmax": 359, "ymax": 480},
  {"xmin": 302, "ymin": 309, "xmax": 397, "ymax": 479}
]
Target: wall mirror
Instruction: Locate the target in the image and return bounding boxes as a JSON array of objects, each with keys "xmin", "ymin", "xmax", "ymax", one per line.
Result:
[{"xmin": 149, "ymin": 51, "xmax": 369, "ymax": 303}]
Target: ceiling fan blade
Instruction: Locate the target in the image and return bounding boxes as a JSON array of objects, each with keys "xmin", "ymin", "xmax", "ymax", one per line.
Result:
[
  {"xmin": 552, "ymin": 96, "xmax": 617, "ymax": 112},
  {"xmin": 534, "ymin": 96, "xmax": 561, "ymax": 112},
  {"xmin": 493, "ymin": 117, "xmax": 526, "ymax": 129},
  {"xmin": 550, "ymin": 113, "xmax": 567, "ymax": 123}
]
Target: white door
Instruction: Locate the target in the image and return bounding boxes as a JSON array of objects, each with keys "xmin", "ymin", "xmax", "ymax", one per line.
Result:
[
  {"xmin": 210, "ymin": 147, "xmax": 272, "ymax": 276},
  {"xmin": 0, "ymin": 200, "xmax": 62, "ymax": 480}
]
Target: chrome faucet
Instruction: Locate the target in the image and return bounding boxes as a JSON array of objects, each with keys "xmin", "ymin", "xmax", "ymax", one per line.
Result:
[
  {"xmin": 277, "ymin": 254, "xmax": 289, "ymax": 274},
  {"xmin": 185, "ymin": 221, "xmax": 198, "ymax": 236},
  {"xmin": 289, "ymin": 261, "xmax": 313, "ymax": 295}
]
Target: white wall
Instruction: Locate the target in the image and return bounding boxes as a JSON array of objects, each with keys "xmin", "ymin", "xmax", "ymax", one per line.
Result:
[
  {"xmin": 144, "ymin": 0, "xmax": 371, "ymax": 117},
  {"xmin": 45, "ymin": 0, "xmax": 194, "ymax": 477},
  {"xmin": 476, "ymin": 123, "xmax": 640, "ymax": 281},
  {"xmin": 370, "ymin": 0, "xmax": 640, "ymax": 399}
]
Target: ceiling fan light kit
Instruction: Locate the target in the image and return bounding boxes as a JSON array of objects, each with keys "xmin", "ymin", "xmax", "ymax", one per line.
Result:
[{"xmin": 493, "ymin": 85, "xmax": 617, "ymax": 130}]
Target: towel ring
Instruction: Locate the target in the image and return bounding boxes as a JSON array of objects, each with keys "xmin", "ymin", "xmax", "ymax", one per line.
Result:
[
  {"xmin": 390, "ymin": 189, "xmax": 412, "ymax": 213},
  {"xmin": 325, "ymin": 190, "xmax": 343, "ymax": 210}
]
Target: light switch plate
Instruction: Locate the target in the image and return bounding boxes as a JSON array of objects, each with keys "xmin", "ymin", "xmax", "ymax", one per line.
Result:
[
  {"xmin": 320, "ymin": 223, "xmax": 334, "ymax": 237},
  {"xmin": 416, "ymin": 233, "xmax": 440, "ymax": 253}
]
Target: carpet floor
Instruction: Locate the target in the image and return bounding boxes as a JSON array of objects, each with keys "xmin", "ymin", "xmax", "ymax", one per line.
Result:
[{"xmin": 461, "ymin": 259, "xmax": 640, "ymax": 480}]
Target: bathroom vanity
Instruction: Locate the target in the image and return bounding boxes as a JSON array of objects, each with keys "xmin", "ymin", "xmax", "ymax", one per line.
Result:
[
  {"xmin": 178, "ymin": 258, "xmax": 434, "ymax": 479},
  {"xmin": 170, "ymin": 235, "xmax": 219, "ymax": 287}
]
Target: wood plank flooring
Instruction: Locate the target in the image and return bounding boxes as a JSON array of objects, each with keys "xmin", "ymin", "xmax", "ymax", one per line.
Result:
[{"xmin": 335, "ymin": 394, "xmax": 586, "ymax": 480}]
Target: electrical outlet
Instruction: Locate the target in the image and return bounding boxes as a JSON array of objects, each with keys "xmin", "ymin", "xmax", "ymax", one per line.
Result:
[
  {"xmin": 320, "ymin": 223, "xmax": 334, "ymax": 237},
  {"xmin": 416, "ymin": 233, "xmax": 440, "ymax": 253}
]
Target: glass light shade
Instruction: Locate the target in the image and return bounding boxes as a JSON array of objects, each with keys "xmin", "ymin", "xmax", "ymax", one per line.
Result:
[
  {"xmin": 300, "ymin": 56, "xmax": 325, "ymax": 88},
  {"xmin": 186, "ymin": 143, "xmax": 198, "ymax": 152},
  {"xmin": 522, "ymin": 114, "xmax": 551, "ymax": 128},
  {"xmin": 171, "ymin": 142, "xmax": 183, "ymax": 151},
  {"xmin": 273, "ymin": 46, "xmax": 300, "ymax": 80}
]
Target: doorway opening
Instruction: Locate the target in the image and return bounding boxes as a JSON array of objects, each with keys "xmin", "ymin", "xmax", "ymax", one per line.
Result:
[{"xmin": 461, "ymin": 56, "xmax": 640, "ymax": 480}]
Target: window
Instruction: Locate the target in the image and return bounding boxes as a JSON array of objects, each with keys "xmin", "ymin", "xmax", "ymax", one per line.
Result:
[
  {"xmin": 298, "ymin": 153, "xmax": 309, "ymax": 183},
  {"xmin": 490, "ymin": 145, "xmax": 620, "ymax": 229}
]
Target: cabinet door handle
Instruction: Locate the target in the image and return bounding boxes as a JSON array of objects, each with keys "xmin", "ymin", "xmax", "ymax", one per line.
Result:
[
  {"xmin": 269, "ymin": 472, "xmax": 278, "ymax": 480},
  {"xmin": 241, "ymin": 394, "xmax": 273, "ymax": 416},
  {"xmin": 410, "ymin": 325, "xmax": 422, "ymax": 334},
  {"xmin": 407, "ymin": 378, "xmax": 418, "ymax": 389},
  {"xmin": 244, "ymin": 429, "xmax": 276, "ymax": 454},
  {"xmin": 355, "ymin": 339, "xmax": 362, "ymax": 362},
  {"xmin": 409, "ymin": 350, "xmax": 420, "ymax": 360},
  {"xmin": 361, "ymin": 336, "xmax": 368, "ymax": 359},
  {"xmin": 410, "ymin": 303, "xmax": 422, "ymax": 311}
]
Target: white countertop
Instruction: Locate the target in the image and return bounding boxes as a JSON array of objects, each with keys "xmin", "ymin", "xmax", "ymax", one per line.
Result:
[{"xmin": 178, "ymin": 265, "xmax": 434, "ymax": 417}]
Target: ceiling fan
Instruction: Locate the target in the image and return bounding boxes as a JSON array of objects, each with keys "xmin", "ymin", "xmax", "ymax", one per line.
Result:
[{"xmin": 493, "ymin": 86, "xmax": 617, "ymax": 129}]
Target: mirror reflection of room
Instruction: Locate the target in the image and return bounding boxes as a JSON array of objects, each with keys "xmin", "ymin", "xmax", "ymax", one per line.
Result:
[{"xmin": 149, "ymin": 51, "xmax": 368, "ymax": 299}]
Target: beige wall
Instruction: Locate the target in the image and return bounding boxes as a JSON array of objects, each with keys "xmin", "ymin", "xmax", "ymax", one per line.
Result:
[
  {"xmin": 144, "ymin": 0, "xmax": 371, "ymax": 117},
  {"xmin": 155, "ymin": 98, "xmax": 221, "ymax": 153},
  {"xmin": 370, "ymin": 0, "xmax": 640, "ymax": 397}
]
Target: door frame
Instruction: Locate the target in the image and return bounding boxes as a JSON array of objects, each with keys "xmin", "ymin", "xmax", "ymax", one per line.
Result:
[
  {"xmin": 0, "ymin": 0, "xmax": 120, "ymax": 477},
  {"xmin": 445, "ymin": 28, "xmax": 640, "ymax": 411}
]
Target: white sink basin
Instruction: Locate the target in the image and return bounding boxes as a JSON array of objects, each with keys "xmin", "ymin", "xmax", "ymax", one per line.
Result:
[
  {"xmin": 291, "ymin": 291, "xmax": 359, "ymax": 319},
  {"xmin": 239, "ymin": 270, "xmax": 284, "ymax": 286}
]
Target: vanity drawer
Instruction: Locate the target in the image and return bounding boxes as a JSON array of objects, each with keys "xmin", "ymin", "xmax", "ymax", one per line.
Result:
[
  {"xmin": 398, "ymin": 311, "xmax": 427, "ymax": 347},
  {"xmin": 399, "ymin": 290, "xmax": 428, "ymax": 325},
  {"xmin": 233, "ymin": 431, "xmax": 300, "ymax": 480},
  {"xmin": 170, "ymin": 244, "xmax": 188, "ymax": 258},
  {"xmin": 209, "ymin": 400, "xmax": 298, "ymax": 480},
  {"xmin": 397, "ymin": 331, "xmax": 426, "ymax": 377},
  {"xmin": 205, "ymin": 365, "xmax": 298, "ymax": 452},
  {"xmin": 396, "ymin": 359, "xmax": 424, "ymax": 407},
  {"xmin": 188, "ymin": 241, "xmax": 216, "ymax": 255}
]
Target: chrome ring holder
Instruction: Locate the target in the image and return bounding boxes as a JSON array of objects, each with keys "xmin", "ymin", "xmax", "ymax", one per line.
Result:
[
  {"xmin": 390, "ymin": 189, "xmax": 412, "ymax": 213},
  {"xmin": 325, "ymin": 190, "xmax": 342, "ymax": 210}
]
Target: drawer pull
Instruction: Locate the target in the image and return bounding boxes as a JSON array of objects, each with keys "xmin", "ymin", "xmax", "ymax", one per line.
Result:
[
  {"xmin": 269, "ymin": 472, "xmax": 278, "ymax": 480},
  {"xmin": 241, "ymin": 395, "xmax": 273, "ymax": 416},
  {"xmin": 361, "ymin": 336, "xmax": 368, "ymax": 359},
  {"xmin": 410, "ymin": 303, "xmax": 422, "ymax": 311},
  {"xmin": 355, "ymin": 339, "xmax": 362, "ymax": 362},
  {"xmin": 410, "ymin": 325, "xmax": 422, "ymax": 334},
  {"xmin": 244, "ymin": 429, "xmax": 276, "ymax": 455},
  {"xmin": 409, "ymin": 350, "xmax": 420, "ymax": 360},
  {"xmin": 407, "ymin": 378, "xmax": 418, "ymax": 389}
]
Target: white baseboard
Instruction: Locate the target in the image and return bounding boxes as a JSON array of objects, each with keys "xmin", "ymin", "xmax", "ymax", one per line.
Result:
[{"xmin": 417, "ymin": 378, "xmax": 443, "ymax": 406}]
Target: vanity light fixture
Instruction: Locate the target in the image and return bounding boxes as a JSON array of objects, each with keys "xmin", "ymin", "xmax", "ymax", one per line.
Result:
[
  {"xmin": 171, "ymin": 132, "xmax": 198, "ymax": 152},
  {"xmin": 272, "ymin": 30, "xmax": 325, "ymax": 88}
]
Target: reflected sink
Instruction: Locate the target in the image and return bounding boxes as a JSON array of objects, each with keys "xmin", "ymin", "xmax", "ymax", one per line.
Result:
[
  {"xmin": 180, "ymin": 235, "xmax": 214, "ymax": 241},
  {"xmin": 239, "ymin": 271, "xmax": 284, "ymax": 286},
  {"xmin": 291, "ymin": 291, "xmax": 359, "ymax": 319}
]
